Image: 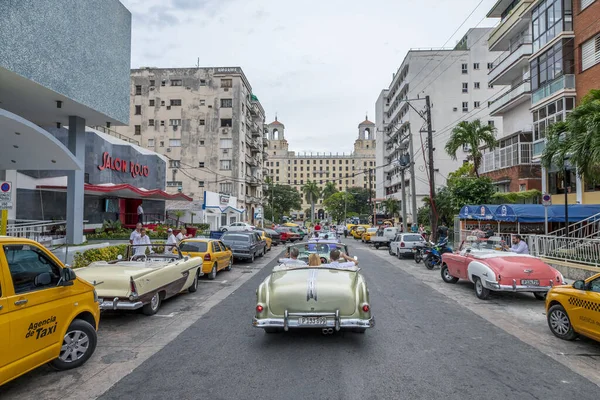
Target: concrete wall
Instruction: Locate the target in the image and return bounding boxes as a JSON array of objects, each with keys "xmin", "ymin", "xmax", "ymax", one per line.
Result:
[
  {"xmin": 0, "ymin": 0, "xmax": 131, "ymax": 124},
  {"xmin": 502, "ymin": 102, "xmax": 533, "ymax": 135}
]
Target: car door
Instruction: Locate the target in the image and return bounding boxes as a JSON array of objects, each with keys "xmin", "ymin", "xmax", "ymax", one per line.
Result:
[
  {"xmin": 216, "ymin": 241, "xmax": 227, "ymax": 270},
  {"xmin": 0, "ymin": 264, "xmax": 11, "ymax": 372},
  {"xmin": 390, "ymin": 235, "xmax": 400, "ymax": 254},
  {"xmin": 218, "ymin": 241, "xmax": 230, "ymax": 266},
  {"xmin": 570, "ymin": 276, "xmax": 600, "ymax": 340},
  {"xmin": 2, "ymin": 244, "xmax": 73, "ymax": 370}
]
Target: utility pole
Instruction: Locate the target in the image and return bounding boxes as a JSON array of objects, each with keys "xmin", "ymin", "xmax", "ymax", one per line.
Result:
[
  {"xmin": 400, "ymin": 169, "xmax": 408, "ymax": 232},
  {"xmin": 367, "ymin": 168, "xmax": 373, "ymax": 224},
  {"xmin": 408, "ymin": 124, "xmax": 418, "ymax": 227},
  {"xmin": 425, "ymin": 95, "xmax": 438, "ymax": 240}
]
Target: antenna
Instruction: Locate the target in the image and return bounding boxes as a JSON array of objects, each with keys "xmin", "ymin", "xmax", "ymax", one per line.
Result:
[{"xmin": 196, "ymin": 57, "xmax": 200, "ymax": 68}]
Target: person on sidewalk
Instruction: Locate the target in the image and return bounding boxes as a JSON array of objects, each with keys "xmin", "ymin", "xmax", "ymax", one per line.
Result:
[
  {"xmin": 129, "ymin": 223, "xmax": 142, "ymax": 245},
  {"xmin": 137, "ymin": 202, "xmax": 144, "ymax": 225},
  {"xmin": 166, "ymin": 228, "xmax": 177, "ymax": 252}
]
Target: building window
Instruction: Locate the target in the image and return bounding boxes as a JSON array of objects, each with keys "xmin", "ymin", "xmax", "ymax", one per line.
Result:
[
  {"xmin": 169, "ymin": 119, "xmax": 181, "ymax": 126},
  {"xmin": 473, "ymin": 63, "xmax": 480, "ymax": 70},
  {"xmin": 200, "ymin": 79, "xmax": 206, "ymax": 86},
  {"xmin": 474, "ymin": 82, "xmax": 480, "ymax": 89},
  {"xmin": 170, "ymin": 99, "xmax": 182, "ymax": 106},
  {"xmin": 135, "ymin": 85, "xmax": 142, "ymax": 95},
  {"xmin": 160, "ymin": 141, "xmax": 164, "ymax": 147},
  {"xmin": 199, "ymin": 140, "xmax": 205, "ymax": 146},
  {"xmin": 462, "ymin": 83, "xmax": 468, "ymax": 93},
  {"xmin": 488, "ymin": 120, "xmax": 495, "ymax": 127},
  {"xmin": 161, "ymin": 100, "xmax": 165, "ymax": 106},
  {"xmin": 198, "ymin": 181, "xmax": 205, "ymax": 187},
  {"xmin": 149, "ymin": 119, "xmax": 154, "ymax": 126},
  {"xmin": 461, "ymin": 63, "xmax": 468, "ymax": 74},
  {"xmin": 462, "ymin": 102, "xmax": 468, "ymax": 112},
  {"xmin": 199, "ymin": 99, "xmax": 206, "ymax": 106},
  {"xmin": 453, "ymin": 107, "xmax": 458, "ymax": 112},
  {"xmin": 532, "ymin": 0, "xmax": 572, "ymax": 52},
  {"xmin": 221, "ymin": 119, "xmax": 232, "ymax": 127},
  {"xmin": 220, "ymin": 182, "xmax": 233, "ymax": 194},
  {"xmin": 221, "ymin": 99, "xmax": 233, "ymax": 108},
  {"xmin": 169, "ymin": 139, "xmax": 181, "ymax": 147},
  {"xmin": 199, "ymin": 119, "xmax": 205, "ymax": 126},
  {"xmin": 276, "ymin": 162, "xmax": 280, "ymax": 166},
  {"xmin": 169, "ymin": 160, "xmax": 181, "ymax": 168},
  {"xmin": 220, "ymin": 160, "xmax": 232, "ymax": 170},
  {"xmin": 221, "ymin": 79, "xmax": 233, "ymax": 88},
  {"xmin": 171, "ymin": 79, "xmax": 182, "ymax": 86},
  {"xmin": 581, "ymin": 33, "xmax": 600, "ymax": 71},
  {"xmin": 474, "ymin": 101, "xmax": 480, "ymax": 108},
  {"xmin": 148, "ymin": 139, "xmax": 155, "ymax": 147},
  {"xmin": 487, "ymin": 62, "xmax": 493, "ymax": 70},
  {"xmin": 220, "ymin": 138, "xmax": 233, "ymax": 148},
  {"xmin": 134, "ymin": 125, "xmax": 141, "ymax": 135},
  {"xmin": 533, "ymin": 97, "xmax": 575, "ymax": 142},
  {"xmin": 530, "ymin": 39, "xmax": 574, "ymax": 91},
  {"xmin": 199, "ymin": 162, "xmax": 205, "ymax": 167},
  {"xmin": 160, "ymin": 120, "xmax": 165, "ymax": 126},
  {"xmin": 149, "ymin": 99, "xmax": 155, "ymax": 106},
  {"xmin": 581, "ymin": 0, "xmax": 596, "ymax": 9},
  {"xmin": 135, "ymin": 105, "xmax": 141, "ymax": 115},
  {"xmin": 488, "ymin": 83, "xmax": 494, "ymax": 89}
]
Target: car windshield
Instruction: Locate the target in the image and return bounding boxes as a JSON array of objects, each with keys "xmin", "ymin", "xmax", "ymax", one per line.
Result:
[
  {"xmin": 221, "ymin": 234, "xmax": 250, "ymax": 242},
  {"xmin": 179, "ymin": 241, "xmax": 208, "ymax": 252},
  {"xmin": 403, "ymin": 235, "xmax": 423, "ymax": 242}
]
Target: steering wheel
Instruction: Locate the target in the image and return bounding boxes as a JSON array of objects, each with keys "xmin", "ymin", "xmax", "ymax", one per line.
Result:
[{"xmin": 131, "ymin": 254, "xmax": 147, "ymax": 262}]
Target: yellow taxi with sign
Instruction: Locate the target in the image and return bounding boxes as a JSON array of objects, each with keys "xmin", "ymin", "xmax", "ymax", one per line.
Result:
[
  {"xmin": 256, "ymin": 229, "xmax": 272, "ymax": 251},
  {"xmin": 0, "ymin": 237, "xmax": 100, "ymax": 386},
  {"xmin": 546, "ymin": 272, "xmax": 600, "ymax": 342},
  {"xmin": 361, "ymin": 227, "xmax": 379, "ymax": 243},
  {"xmin": 177, "ymin": 238, "xmax": 233, "ymax": 280}
]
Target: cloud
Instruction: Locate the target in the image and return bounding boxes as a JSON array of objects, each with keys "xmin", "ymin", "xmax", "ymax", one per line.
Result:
[{"xmin": 132, "ymin": 6, "xmax": 179, "ymax": 27}]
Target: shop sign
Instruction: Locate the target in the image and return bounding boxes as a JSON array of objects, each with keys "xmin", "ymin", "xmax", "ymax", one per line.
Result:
[
  {"xmin": 219, "ymin": 195, "xmax": 230, "ymax": 205},
  {"xmin": 98, "ymin": 152, "xmax": 149, "ymax": 178}
]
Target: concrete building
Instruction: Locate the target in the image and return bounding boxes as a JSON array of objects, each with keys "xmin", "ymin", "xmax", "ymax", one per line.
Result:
[
  {"xmin": 264, "ymin": 117, "xmax": 376, "ymax": 218},
  {"xmin": 480, "ymin": 0, "xmax": 542, "ymax": 194},
  {"xmin": 115, "ymin": 67, "xmax": 267, "ymax": 223},
  {"xmin": 376, "ymin": 28, "xmax": 505, "ymax": 222},
  {"xmin": 0, "ymin": 0, "xmax": 131, "ymax": 244}
]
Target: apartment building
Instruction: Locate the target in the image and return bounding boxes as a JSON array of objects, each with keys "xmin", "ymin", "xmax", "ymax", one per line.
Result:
[
  {"xmin": 264, "ymin": 117, "xmax": 376, "ymax": 218},
  {"xmin": 574, "ymin": 0, "xmax": 600, "ymax": 99},
  {"xmin": 375, "ymin": 28, "xmax": 505, "ymax": 222},
  {"xmin": 481, "ymin": 0, "xmax": 542, "ymax": 193},
  {"xmin": 116, "ymin": 67, "xmax": 267, "ymax": 221}
]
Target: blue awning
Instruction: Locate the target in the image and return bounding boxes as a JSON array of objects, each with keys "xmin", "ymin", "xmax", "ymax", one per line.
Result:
[
  {"xmin": 493, "ymin": 204, "xmax": 600, "ymax": 223},
  {"xmin": 459, "ymin": 205, "xmax": 495, "ymax": 220},
  {"xmin": 548, "ymin": 204, "xmax": 600, "ymax": 223}
]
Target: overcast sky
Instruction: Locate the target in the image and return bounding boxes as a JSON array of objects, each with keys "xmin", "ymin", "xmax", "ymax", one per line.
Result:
[{"xmin": 121, "ymin": 0, "xmax": 497, "ymax": 154}]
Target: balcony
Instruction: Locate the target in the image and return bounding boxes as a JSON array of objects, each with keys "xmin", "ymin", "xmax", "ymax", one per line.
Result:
[
  {"xmin": 489, "ymin": 81, "xmax": 531, "ymax": 116},
  {"xmin": 532, "ymin": 139, "xmax": 546, "ymax": 158},
  {"xmin": 531, "ymin": 74, "xmax": 575, "ymax": 105},
  {"xmin": 250, "ymin": 122, "xmax": 260, "ymax": 137},
  {"xmin": 478, "ymin": 142, "xmax": 534, "ymax": 174},
  {"xmin": 246, "ymin": 174, "xmax": 260, "ymax": 186},
  {"xmin": 245, "ymin": 154, "xmax": 258, "ymax": 167},
  {"xmin": 488, "ymin": 0, "xmax": 533, "ymax": 51},
  {"xmin": 488, "ymin": 38, "xmax": 532, "ymax": 85}
]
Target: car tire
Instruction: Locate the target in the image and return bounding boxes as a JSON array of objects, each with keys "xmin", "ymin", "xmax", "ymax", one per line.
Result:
[
  {"xmin": 208, "ymin": 263, "xmax": 217, "ymax": 280},
  {"xmin": 533, "ymin": 292, "xmax": 547, "ymax": 301},
  {"xmin": 142, "ymin": 292, "xmax": 162, "ymax": 315},
  {"xmin": 260, "ymin": 248, "xmax": 265, "ymax": 257},
  {"xmin": 49, "ymin": 319, "xmax": 97, "ymax": 371},
  {"xmin": 474, "ymin": 277, "xmax": 491, "ymax": 300},
  {"xmin": 375, "ymin": 244, "xmax": 380, "ymax": 249},
  {"xmin": 188, "ymin": 270, "xmax": 199, "ymax": 292},
  {"xmin": 441, "ymin": 264, "xmax": 459, "ymax": 284},
  {"xmin": 396, "ymin": 250, "xmax": 402, "ymax": 259},
  {"xmin": 221, "ymin": 228, "xmax": 228, "ymax": 232},
  {"xmin": 389, "ymin": 248, "xmax": 393, "ymax": 256},
  {"xmin": 250, "ymin": 252, "xmax": 255, "ymax": 263},
  {"xmin": 225, "ymin": 257, "xmax": 233, "ymax": 271},
  {"xmin": 547, "ymin": 304, "xmax": 578, "ymax": 341}
]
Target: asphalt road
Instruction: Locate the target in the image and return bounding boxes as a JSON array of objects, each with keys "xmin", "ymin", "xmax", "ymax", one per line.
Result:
[{"xmin": 94, "ymin": 242, "xmax": 599, "ymax": 400}]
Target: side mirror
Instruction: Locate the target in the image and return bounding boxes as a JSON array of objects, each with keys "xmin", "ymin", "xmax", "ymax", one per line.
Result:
[
  {"xmin": 59, "ymin": 267, "xmax": 76, "ymax": 286},
  {"xmin": 34, "ymin": 272, "xmax": 52, "ymax": 287},
  {"xmin": 573, "ymin": 280, "xmax": 586, "ymax": 290}
]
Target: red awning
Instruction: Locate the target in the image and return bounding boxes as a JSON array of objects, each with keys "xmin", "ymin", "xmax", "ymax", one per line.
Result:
[{"xmin": 37, "ymin": 183, "xmax": 193, "ymax": 201}]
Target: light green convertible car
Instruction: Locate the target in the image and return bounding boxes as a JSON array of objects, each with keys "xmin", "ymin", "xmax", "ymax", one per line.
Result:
[{"xmin": 252, "ymin": 243, "xmax": 375, "ymax": 335}]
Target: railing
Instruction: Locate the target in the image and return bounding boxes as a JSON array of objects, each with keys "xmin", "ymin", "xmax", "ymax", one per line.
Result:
[
  {"xmin": 455, "ymin": 229, "xmax": 534, "ymax": 250},
  {"xmin": 93, "ymin": 126, "xmax": 140, "ymax": 146},
  {"xmin": 548, "ymin": 212, "xmax": 600, "ymax": 239},
  {"xmin": 479, "ymin": 142, "xmax": 534, "ymax": 174},
  {"xmin": 489, "ymin": 0, "xmax": 533, "ymax": 50},
  {"xmin": 245, "ymin": 154, "xmax": 258, "ymax": 166},
  {"xmin": 489, "ymin": 81, "xmax": 531, "ymax": 114},
  {"xmin": 532, "ymin": 75, "xmax": 576, "ymax": 104},
  {"xmin": 246, "ymin": 175, "xmax": 260, "ymax": 185},
  {"xmin": 489, "ymin": 40, "xmax": 532, "ymax": 83},
  {"xmin": 531, "ymin": 235, "xmax": 600, "ymax": 268},
  {"xmin": 6, "ymin": 220, "xmax": 67, "ymax": 243}
]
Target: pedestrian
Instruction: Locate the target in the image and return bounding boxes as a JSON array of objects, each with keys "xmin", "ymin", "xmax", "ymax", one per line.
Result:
[
  {"xmin": 438, "ymin": 222, "xmax": 448, "ymax": 242},
  {"xmin": 411, "ymin": 223, "xmax": 418, "ymax": 233},
  {"xmin": 176, "ymin": 227, "xmax": 190, "ymax": 242},
  {"xmin": 137, "ymin": 201, "xmax": 144, "ymax": 225},
  {"xmin": 314, "ymin": 222, "xmax": 322, "ymax": 232},
  {"xmin": 503, "ymin": 234, "xmax": 529, "ymax": 254},
  {"xmin": 166, "ymin": 228, "xmax": 177, "ymax": 252},
  {"xmin": 418, "ymin": 224, "xmax": 425, "ymax": 234},
  {"xmin": 484, "ymin": 224, "xmax": 495, "ymax": 238},
  {"xmin": 134, "ymin": 227, "xmax": 152, "ymax": 256},
  {"xmin": 129, "ymin": 222, "xmax": 142, "ymax": 245}
]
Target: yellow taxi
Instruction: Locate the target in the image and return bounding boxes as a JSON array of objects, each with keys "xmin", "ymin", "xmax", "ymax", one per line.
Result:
[
  {"xmin": 350, "ymin": 226, "xmax": 368, "ymax": 240},
  {"xmin": 546, "ymin": 272, "xmax": 600, "ymax": 342},
  {"xmin": 177, "ymin": 238, "xmax": 233, "ymax": 280},
  {"xmin": 361, "ymin": 227, "xmax": 379, "ymax": 243},
  {"xmin": 0, "ymin": 237, "xmax": 100, "ymax": 386},
  {"xmin": 256, "ymin": 229, "xmax": 272, "ymax": 251}
]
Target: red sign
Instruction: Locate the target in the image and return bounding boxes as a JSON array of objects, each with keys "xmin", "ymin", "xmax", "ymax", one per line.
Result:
[{"xmin": 98, "ymin": 152, "xmax": 149, "ymax": 178}]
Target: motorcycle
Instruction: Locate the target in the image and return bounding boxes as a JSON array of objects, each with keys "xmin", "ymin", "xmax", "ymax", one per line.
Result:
[
  {"xmin": 423, "ymin": 239, "xmax": 453, "ymax": 270},
  {"xmin": 413, "ymin": 242, "xmax": 432, "ymax": 264}
]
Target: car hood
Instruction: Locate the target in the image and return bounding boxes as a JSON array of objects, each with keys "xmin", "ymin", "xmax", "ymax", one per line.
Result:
[{"xmin": 267, "ymin": 268, "xmax": 358, "ymax": 315}]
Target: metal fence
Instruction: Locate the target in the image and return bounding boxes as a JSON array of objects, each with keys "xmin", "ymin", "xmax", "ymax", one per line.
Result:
[
  {"xmin": 548, "ymin": 212, "xmax": 600, "ymax": 239},
  {"xmin": 6, "ymin": 220, "xmax": 67, "ymax": 243},
  {"xmin": 531, "ymin": 235, "xmax": 600, "ymax": 268}
]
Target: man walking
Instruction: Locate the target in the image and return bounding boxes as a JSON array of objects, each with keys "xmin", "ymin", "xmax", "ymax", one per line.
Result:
[
  {"xmin": 137, "ymin": 202, "xmax": 144, "ymax": 225},
  {"xmin": 129, "ymin": 222, "xmax": 142, "ymax": 245}
]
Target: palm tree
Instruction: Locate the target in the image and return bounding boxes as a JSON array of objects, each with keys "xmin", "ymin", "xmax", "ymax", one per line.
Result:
[
  {"xmin": 301, "ymin": 180, "xmax": 322, "ymax": 224},
  {"xmin": 384, "ymin": 198, "xmax": 400, "ymax": 221},
  {"xmin": 541, "ymin": 89, "xmax": 600, "ymax": 181},
  {"xmin": 445, "ymin": 119, "xmax": 498, "ymax": 178},
  {"xmin": 322, "ymin": 181, "xmax": 338, "ymax": 201}
]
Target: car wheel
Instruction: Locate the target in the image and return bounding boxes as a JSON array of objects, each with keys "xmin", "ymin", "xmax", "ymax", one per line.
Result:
[
  {"xmin": 441, "ymin": 264, "xmax": 459, "ymax": 284},
  {"xmin": 225, "ymin": 257, "xmax": 233, "ymax": 271},
  {"xmin": 396, "ymin": 250, "xmax": 402, "ymax": 259},
  {"xmin": 533, "ymin": 292, "xmax": 547, "ymax": 301},
  {"xmin": 188, "ymin": 270, "xmax": 199, "ymax": 292},
  {"xmin": 260, "ymin": 248, "xmax": 265, "ymax": 257},
  {"xmin": 221, "ymin": 228, "xmax": 228, "ymax": 232},
  {"xmin": 250, "ymin": 252, "xmax": 255, "ymax": 263},
  {"xmin": 142, "ymin": 292, "xmax": 161, "ymax": 315},
  {"xmin": 208, "ymin": 263, "xmax": 217, "ymax": 280},
  {"xmin": 375, "ymin": 244, "xmax": 380, "ymax": 249},
  {"xmin": 474, "ymin": 278, "xmax": 491, "ymax": 300},
  {"xmin": 389, "ymin": 247, "xmax": 393, "ymax": 256},
  {"xmin": 547, "ymin": 304, "xmax": 578, "ymax": 340},
  {"xmin": 49, "ymin": 319, "xmax": 97, "ymax": 371}
]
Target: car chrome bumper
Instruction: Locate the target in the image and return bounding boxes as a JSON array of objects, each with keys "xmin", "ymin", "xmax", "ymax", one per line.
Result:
[
  {"xmin": 252, "ymin": 310, "xmax": 375, "ymax": 331},
  {"xmin": 98, "ymin": 297, "xmax": 144, "ymax": 311},
  {"xmin": 485, "ymin": 279, "xmax": 552, "ymax": 292}
]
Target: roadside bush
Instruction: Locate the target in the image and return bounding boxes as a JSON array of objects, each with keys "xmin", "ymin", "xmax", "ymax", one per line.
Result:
[{"xmin": 72, "ymin": 245, "xmax": 128, "ymax": 269}]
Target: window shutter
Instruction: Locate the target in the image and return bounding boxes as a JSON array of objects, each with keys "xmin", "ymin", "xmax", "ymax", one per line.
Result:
[
  {"xmin": 581, "ymin": 0, "xmax": 595, "ymax": 10},
  {"xmin": 581, "ymin": 34, "xmax": 600, "ymax": 71}
]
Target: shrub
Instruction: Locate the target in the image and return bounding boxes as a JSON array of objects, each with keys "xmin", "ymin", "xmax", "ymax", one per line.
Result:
[{"xmin": 72, "ymin": 245, "xmax": 128, "ymax": 269}]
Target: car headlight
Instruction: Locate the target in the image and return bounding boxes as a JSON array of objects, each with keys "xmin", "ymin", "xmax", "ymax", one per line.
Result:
[{"xmin": 93, "ymin": 289, "xmax": 99, "ymax": 303}]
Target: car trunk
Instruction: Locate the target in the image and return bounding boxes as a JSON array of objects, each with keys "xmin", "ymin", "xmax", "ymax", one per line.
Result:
[
  {"xmin": 268, "ymin": 269, "xmax": 358, "ymax": 316},
  {"xmin": 223, "ymin": 239, "xmax": 251, "ymax": 253},
  {"xmin": 485, "ymin": 257, "xmax": 558, "ymax": 286}
]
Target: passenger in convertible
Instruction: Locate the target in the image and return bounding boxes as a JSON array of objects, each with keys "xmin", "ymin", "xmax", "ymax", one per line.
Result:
[
  {"xmin": 328, "ymin": 249, "xmax": 358, "ymax": 269},
  {"xmin": 308, "ymin": 253, "xmax": 322, "ymax": 267}
]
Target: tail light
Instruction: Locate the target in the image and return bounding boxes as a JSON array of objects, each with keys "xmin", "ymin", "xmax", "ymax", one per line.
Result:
[
  {"xmin": 362, "ymin": 304, "xmax": 370, "ymax": 312},
  {"xmin": 256, "ymin": 304, "xmax": 264, "ymax": 313},
  {"xmin": 129, "ymin": 278, "xmax": 138, "ymax": 300},
  {"xmin": 400, "ymin": 242, "xmax": 405, "ymax": 247},
  {"xmin": 204, "ymin": 253, "xmax": 212, "ymax": 261}
]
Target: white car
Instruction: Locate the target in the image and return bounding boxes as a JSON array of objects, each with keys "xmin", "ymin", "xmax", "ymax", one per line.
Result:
[
  {"xmin": 221, "ymin": 222, "xmax": 255, "ymax": 232},
  {"xmin": 389, "ymin": 233, "xmax": 425, "ymax": 258}
]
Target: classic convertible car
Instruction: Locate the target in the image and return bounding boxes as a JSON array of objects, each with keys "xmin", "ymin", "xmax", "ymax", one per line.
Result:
[
  {"xmin": 440, "ymin": 237, "xmax": 564, "ymax": 300},
  {"xmin": 253, "ymin": 262, "xmax": 374, "ymax": 334},
  {"xmin": 76, "ymin": 244, "xmax": 203, "ymax": 315},
  {"xmin": 279, "ymin": 241, "xmax": 350, "ymax": 264}
]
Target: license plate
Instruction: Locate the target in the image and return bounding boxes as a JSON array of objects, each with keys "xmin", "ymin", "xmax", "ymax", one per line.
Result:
[
  {"xmin": 298, "ymin": 316, "xmax": 327, "ymax": 326},
  {"xmin": 521, "ymin": 279, "xmax": 540, "ymax": 286}
]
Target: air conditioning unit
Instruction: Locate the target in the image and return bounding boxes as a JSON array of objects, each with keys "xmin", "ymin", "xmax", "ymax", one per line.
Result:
[
  {"xmin": 222, "ymin": 128, "xmax": 229, "ymax": 134},
  {"xmin": 166, "ymin": 148, "xmax": 171, "ymax": 152},
  {"xmin": 167, "ymin": 106, "xmax": 171, "ymax": 110},
  {"xmin": 150, "ymin": 87, "xmax": 155, "ymax": 91}
]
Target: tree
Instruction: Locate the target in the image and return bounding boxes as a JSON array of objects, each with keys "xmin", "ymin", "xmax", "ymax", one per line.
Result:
[
  {"xmin": 264, "ymin": 184, "xmax": 302, "ymax": 223},
  {"xmin": 172, "ymin": 210, "xmax": 186, "ymax": 227},
  {"xmin": 384, "ymin": 198, "xmax": 400, "ymax": 220},
  {"xmin": 346, "ymin": 187, "xmax": 374, "ymax": 215},
  {"xmin": 322, "ymin": 182, "xmax": 338, "ymax": 201},
  {"xmin": 301, "ymin": 180, "xmax": 322, "ymax": 224},
  {"xmin": 445, "ymin": 119, "xmax": 498, "ymax": 177},
  {"xmin": 541, "ymin": 89, "xmax": 600, "ymax": 181},
  {"xmin": 323, "ymin": 192, "xmax": 354, "ymax": 223}
]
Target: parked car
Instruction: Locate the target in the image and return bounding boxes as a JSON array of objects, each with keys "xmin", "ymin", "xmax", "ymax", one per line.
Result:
[
  {"xmin": 545, "ymin": 272, "xmax": 600, "ymax": 342},
  {"xmin": 350, "ymin": 226, "xmax": 367, "ymax": 240},
  {"xmin": 371, "ymin": 227, "xmax": 400, "ymax": 249},
  {"xmin": 221, "ymin": 222, "xmax": 255, "ymax": 232},
  {"xmin": 262, "ymin": 228, "xmax": 282, "ymax": 245},
  {"xmin": 290, "ymin": 226, "xmax": 306, "ymax": 240},
  {"xmin": 254, "ymin": 229, "xmax": 273, "ymax": 250},
  {"xmin": 0, "ymin": 238, "xmax": 100, "ymax": 386},
  {"xmin": 440, "ymin": 239, "xmax": 564, "ymax": 300},
  {"xmin": 389, "ymin": 233, "xmax": 425, "ymax": 257},
  {"xmin": 276, "ymin": 227, "xmax": 300, "ymax": 242},
  {"xmin": 221, "ymin": 232, "xmax": 266, "ymax": 262},
  {"xmin": 361, "ymin": 227, "xmax": 379, "ymax": 243},
  {"xmin": 177, "ymin": 238, "xmax": 233, "ymax": 280},
  {"xmin": 77, "ymin": 244, "xmax": 203, "ymax": 315}
]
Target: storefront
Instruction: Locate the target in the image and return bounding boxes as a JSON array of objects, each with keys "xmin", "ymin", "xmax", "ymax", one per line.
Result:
[
  {"xmin": 14, "ymin": 127, "xmax": 191, "ymax": 228},
  {"xmin": 202, "ymin": 191, "xmax": 245, "ymax": 230}
]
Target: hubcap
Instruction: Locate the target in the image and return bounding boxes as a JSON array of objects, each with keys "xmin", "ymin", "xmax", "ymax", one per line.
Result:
[
  {"xmin": 151, "ymin": 293, "xmax": 159, "ymax": 310},
  {"xmin": 59, "ymin": 330, "xmax": 89, "ymax": 362},
  {"xmin": 443, "ymin": 268, "xmax": 452, "ymax": 280},
  {"xmin": 550, "ymin": 310, "xmax": 571, "ymax": 335},
  {"xmin": 476, "ymin": 280, "xmax": 482, "ymax": 294}
]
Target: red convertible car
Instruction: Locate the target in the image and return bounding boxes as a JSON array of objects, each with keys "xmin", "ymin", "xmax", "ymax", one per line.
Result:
[{"xmin": 440, "ymin": 238, "xmax": 564, "ymax": 300}]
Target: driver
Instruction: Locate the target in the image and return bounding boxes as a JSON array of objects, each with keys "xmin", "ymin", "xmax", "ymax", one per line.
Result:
[{"xmin": 328, "ymin": 249, "xmax": 358, "ymax": 269}]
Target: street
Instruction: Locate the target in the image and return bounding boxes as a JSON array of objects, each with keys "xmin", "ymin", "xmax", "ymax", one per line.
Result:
[{"xmin": 2, "ymin": 241, "xmax": 600, "ymax": 400}]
